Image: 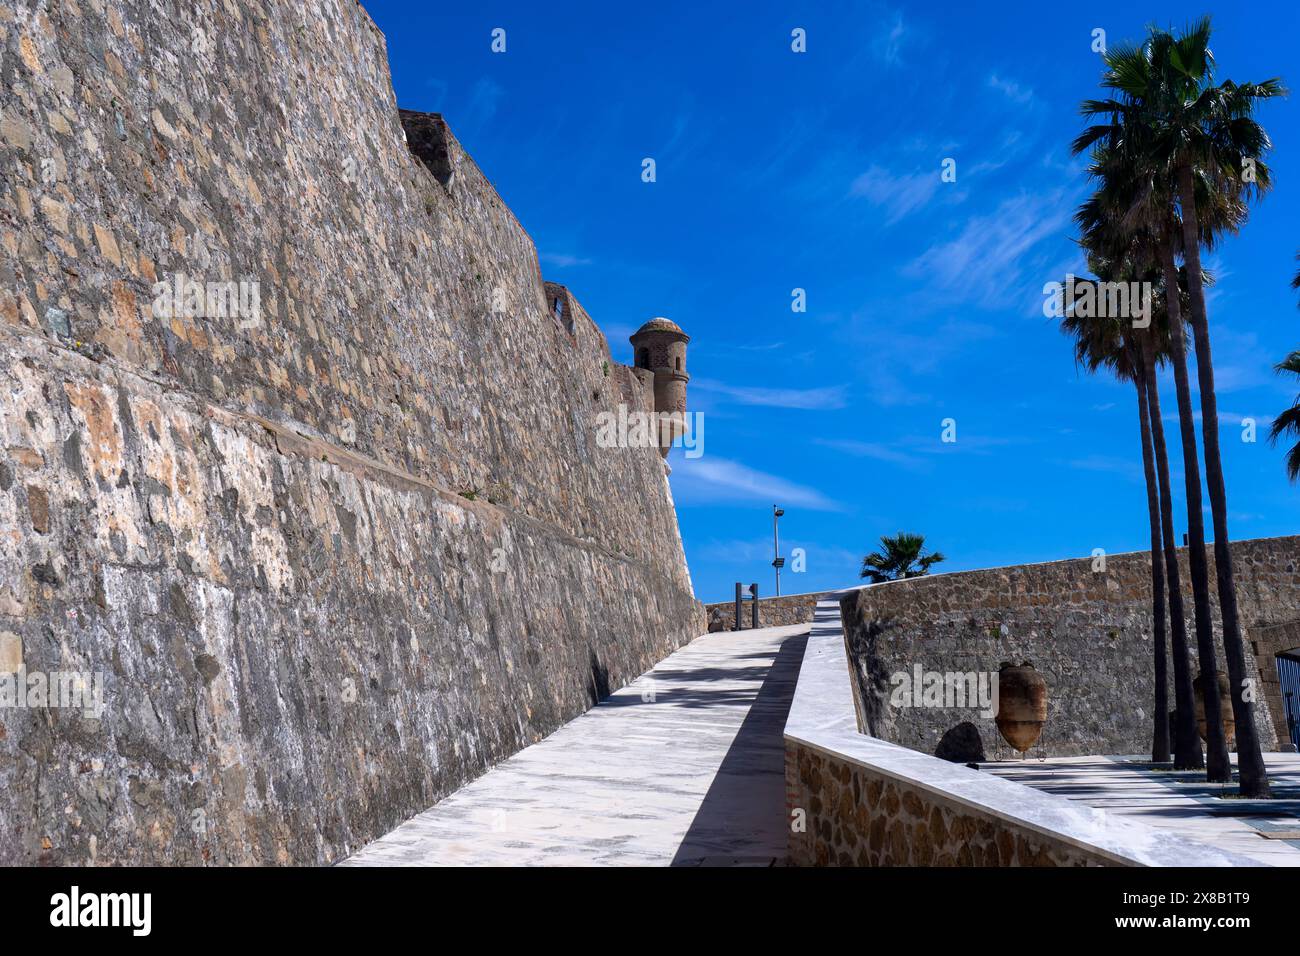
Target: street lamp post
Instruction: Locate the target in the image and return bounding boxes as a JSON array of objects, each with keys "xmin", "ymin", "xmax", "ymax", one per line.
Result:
[{"xmin": 772, "ymin": 505, "xmax": 785, "ymax": 597}]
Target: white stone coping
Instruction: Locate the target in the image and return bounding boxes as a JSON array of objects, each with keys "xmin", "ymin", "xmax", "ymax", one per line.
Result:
[{"xmin": 784, "ymin": 598, "xmax": 1266, "ymax": 867}]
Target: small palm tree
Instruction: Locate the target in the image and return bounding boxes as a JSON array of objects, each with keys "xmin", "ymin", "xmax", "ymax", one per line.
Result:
[
  {"xmin": 1271, "ymin": 351, "xmax": 1300, "ymax": 481},
  {"xmin": 1270, "ymin": 263, "xmax": 1300, "ymax": 478},
  {"xmin": 860, "ymin": 533, "xmax": 945, "ymax": 583}
]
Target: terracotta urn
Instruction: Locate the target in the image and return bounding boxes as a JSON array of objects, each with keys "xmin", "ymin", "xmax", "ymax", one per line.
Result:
[
  {"xmin": 1194, "ymin": 670, "xmax": 1236, "ymax": 748},
  {"xmin": 995, "ymin": 661, "xmax": 1048, "ymax": 753}
]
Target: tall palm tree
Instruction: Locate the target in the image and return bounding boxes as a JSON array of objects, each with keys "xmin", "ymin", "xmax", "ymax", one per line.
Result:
[
  {"xmin": 1058, "ymin": 259, "xmax": 1184, "ymax": 764},
  {"xmin": 1069, "ymin": 144, "xmax": 1210, "ymax": 770},
  {"xmin": 860, "ymin": 533, "xmax": 945, "ymax": 583},
  {"xmin": 1121, "ymin": 20, "xmax": 1279, "ymax": 797},
  {"xmin": 1072, "ymin": 26, "xmax": 1279, "ymax": 791},
  {"xmin": 1132, "ymin": 349, "xmax": 1171, "ymax": 764}
]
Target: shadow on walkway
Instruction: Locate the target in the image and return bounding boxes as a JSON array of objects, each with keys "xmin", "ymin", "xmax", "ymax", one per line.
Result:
[
  {"xmin": 596, "ymin": 657, "xmax": 780, "ymax": 711},
  {"xmin": 670, "ymin": 631, "xmax": 808, "ymax": 866}
]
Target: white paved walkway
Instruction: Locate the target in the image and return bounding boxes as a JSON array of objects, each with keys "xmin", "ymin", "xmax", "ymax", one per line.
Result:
[
  {"xmin": 988, "ymin": 755, "xmax": 1300, "ymax": 866},
  {"xmin": 343, "ymin": 624, "xmax": 808, "ymax": 866}
]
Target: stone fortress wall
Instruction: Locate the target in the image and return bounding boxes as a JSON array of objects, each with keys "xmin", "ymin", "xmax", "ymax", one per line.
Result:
[
  {"xmin": 0, "ymin": 0, "xmax": 703, "ymax": 864},
  {"xmin": 841, "ymin": 536, "xmax": 1300, "ymax": 759}
]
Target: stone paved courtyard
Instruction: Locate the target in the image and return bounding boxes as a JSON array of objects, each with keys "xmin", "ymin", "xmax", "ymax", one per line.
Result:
[{"xmin": 987, "ymin": 755, "xmax": 1300, "ymax": 866}]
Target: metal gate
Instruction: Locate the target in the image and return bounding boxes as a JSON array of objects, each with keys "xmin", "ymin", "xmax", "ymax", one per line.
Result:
[{"xmin": 1278, "ymin": 653, "xmax": 1300, "ymax": 751}]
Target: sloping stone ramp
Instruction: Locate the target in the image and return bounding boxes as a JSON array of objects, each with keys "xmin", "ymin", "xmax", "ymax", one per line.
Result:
[
  {"xmin": 347, "ymin": 595, "xmax": 1291, "ymax": 867},
  {"xmin": 343, "ymin": 623, "xmax": 808, "ymax": 866}
]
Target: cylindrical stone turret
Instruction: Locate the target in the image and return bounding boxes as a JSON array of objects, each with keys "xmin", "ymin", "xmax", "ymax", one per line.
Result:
[{"xmin": 630, "ymin": 317, "xmax": 689, "ymax": 458}]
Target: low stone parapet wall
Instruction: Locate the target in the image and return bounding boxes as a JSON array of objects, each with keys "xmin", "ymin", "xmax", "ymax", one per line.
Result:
[
  {"xmin": 783, "ymin": 598, "xmax": 1261, "ymax": 867},
  {"xmin": 838, "ymin": 536, "xmax": 1300, "ymax": 758},
  {"xmin": 705, "ymin": 591, "xmax": 820, "ymax": 632}
]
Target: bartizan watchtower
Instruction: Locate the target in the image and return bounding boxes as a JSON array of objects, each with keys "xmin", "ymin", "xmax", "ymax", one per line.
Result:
[{"xmin": 630, "ymin": 317, "xmax": 690, "ymax": 458}]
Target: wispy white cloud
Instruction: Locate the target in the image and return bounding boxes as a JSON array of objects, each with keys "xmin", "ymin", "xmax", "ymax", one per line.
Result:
[
  {"xmin": 874, "ymin": 11, "xmax": 908, "ymax": 65},
  {"xmin": 423, "ymin": 77, "xmax": 449, "ymax": 109},
  {"xmin": 1203, "ymin": 364, "xmax": 1273, "ymax": 394},
  {"xmin": 1063, "ymin": 454, "xmax": 1142, "ymax": 481},
  {"xmin": 670, "ymin": 457, "xmax": 841, "ymax": 511},
  {"xmin": 463, "ymin": 77, "xmax": 503, "ymax": 134},
  {"xmin": 691, "ymin": 536, "xmax": 863, "ymax": 586},
  {"xmin": 598, "ymin": 321, "xmax": 637, "ymax": 361},
  {"xmin": 817, "ymin": 430, "xmax": 1023, "ymax": 467},
  {"xmin": 814, "ymin": 438, "xmax": 927, "ymax": 470},
  {"xmin": 540, "ymin": 251, "xmax": 592, "ymax": 268},
  {"xmin": 841, "ymin": 316, "xmax": 1000, "ymax": 386},
  {"xmin": 906, "ymin": 191, "xmax": 1075, "ymax": 311},
  {"xmin": 1216, "ymin": 410, "xmax": 1267, "ymax": 426},
  {"xmin": 918, "ymin": 433, "xmax": 1024, "ymax": 455},
  {"xmin": 987, "ymin": 74, "xmax": 1034, "ymax": 104},
  {"xmin": 694, "ymin": 536, "xmax": 778, "ymax": 563},
  {"xmin": 662, "ymin": 110, "xmax": 692, "ymax": 155},
  {"xmin": 1162, "ymin": 410, "xmax": 1272, "ymax": 427},
  {"xmin": 849, "ymin": 165, "xmax": 942, "ymax": 224},
  {"xmin": 691, "ymin": 378, "xmax": 849, "ymax": 410}
]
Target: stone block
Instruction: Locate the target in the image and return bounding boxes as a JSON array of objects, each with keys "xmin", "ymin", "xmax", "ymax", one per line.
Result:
[{"xmin": 0, "ymin": 632, "xmax": 21, "ymax": 674}]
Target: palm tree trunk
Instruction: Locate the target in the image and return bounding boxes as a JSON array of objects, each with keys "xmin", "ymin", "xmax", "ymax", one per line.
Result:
[
  {"xmin": 1142, "ymin": 333, "xmax": 1202, "ymax": 769},
  {"xmin": 1135, "ymin": 369, "xmax": 1171, "ymax": 763},
  {"xmin": 1157, "ymin": 230, "xmax": 1230, "ymax": 781},
  {"xmin": 1176, "ymin": 165, "xmax": 1271, "ymax": 797}
]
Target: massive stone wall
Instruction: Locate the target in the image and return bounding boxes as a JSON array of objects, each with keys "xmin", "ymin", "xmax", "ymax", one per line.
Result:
[
  {"xmin": 0, "ymin": 0, "xmax": 702, "ymax": 864},
  {"xmin": 841, "ymin": 537, "xmax": 1300, "ymax": 759}
]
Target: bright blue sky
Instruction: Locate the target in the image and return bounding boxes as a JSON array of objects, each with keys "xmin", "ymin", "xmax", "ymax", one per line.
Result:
[{"xmin": 367, "ymin": 1, "xmax": 1300, "ymax": 603}]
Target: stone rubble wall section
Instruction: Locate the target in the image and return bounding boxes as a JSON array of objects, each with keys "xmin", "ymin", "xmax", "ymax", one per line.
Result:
[
  {"xmin": 704, "ymin": 592, "xmax": 820, "ymax": 632},
  {"xmin": 0, "ymin": 0, "xmax": 703, "ymax": 865},
  {"xmin": 784, "ymin": 597, "xmax": 1263, "ymax": 868},
  {"xmin": 840, "ymin": 538, "xmax": 1299, "ymax": 758},
  {"xmin": 785, "ymin": 741, "xmax": 1107, "ymax": 866}
]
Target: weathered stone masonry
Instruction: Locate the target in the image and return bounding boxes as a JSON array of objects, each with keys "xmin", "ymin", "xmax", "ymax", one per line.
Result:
[
  {"xmin": 785, "ymin": 741, "xmax": 1106, "ymax": 866},
  {"xmin": 705, "ymin": 592, "xmax": 819, "ymax": 632},
  {"xmin": 785, "ymin": 599, "xmax": 1261, "ymax": 868},
  {"xmin": 0, "ymin": 0, "xmax": 702, "ymax": 864},
  {"xmin": 841, "ymin": 537, "xmax": 1299, "ymax": 759}
]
